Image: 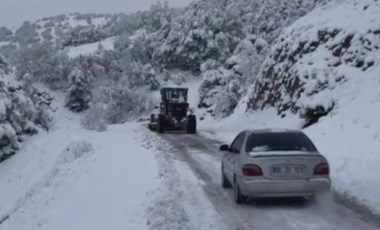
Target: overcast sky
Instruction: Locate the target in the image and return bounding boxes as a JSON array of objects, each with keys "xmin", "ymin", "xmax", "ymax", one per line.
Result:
[{"xmin": 0, "ymin": 0, "xmax": 193, "ymax": 28}]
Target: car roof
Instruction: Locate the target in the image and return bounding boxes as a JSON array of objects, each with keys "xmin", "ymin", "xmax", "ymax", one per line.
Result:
[{"xmin": 246, "ymin": 128, "xmax": 303, "ymax": 134}]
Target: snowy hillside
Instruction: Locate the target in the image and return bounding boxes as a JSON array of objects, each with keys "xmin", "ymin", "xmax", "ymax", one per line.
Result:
[
  {"xmin": 248, "ymin": 0, "xmax": 380, "ymax": 124},
  {"xmin": 201, "ymin": 0, "xmax": 380, "ymax": 216},
  {"xmin": 0, "ymin": 13, "xmax": 120, "ymax": 49}
]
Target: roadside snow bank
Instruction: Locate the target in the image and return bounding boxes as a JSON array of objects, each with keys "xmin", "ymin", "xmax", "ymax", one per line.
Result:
[
  {"xmin": 141, "ymin": 130, "xmax": 226, "ymax": 230},
  {"xmin": 0, "ymin": 103, "xmax": 159, "ymax": 230}
]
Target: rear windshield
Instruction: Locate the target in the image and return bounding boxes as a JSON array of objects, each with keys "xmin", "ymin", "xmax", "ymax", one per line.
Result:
[{"xmin": 245, "ymin": 132, "xmax": 317, "ymax": 153}]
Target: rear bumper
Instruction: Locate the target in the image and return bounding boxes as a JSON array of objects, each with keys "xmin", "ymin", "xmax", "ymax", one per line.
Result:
[{"xmin": 238, "ymin": 176, "xmax": 331, "ymax": 198}]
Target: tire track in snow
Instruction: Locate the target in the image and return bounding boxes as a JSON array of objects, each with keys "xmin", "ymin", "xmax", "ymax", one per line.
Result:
[
  {"xmin": 0, "ymin": 140, "xmax": 94, "ymax": 227},
  {"xmin": 140, "ymin": 130, "xmax": 227, "ymax": 230}
]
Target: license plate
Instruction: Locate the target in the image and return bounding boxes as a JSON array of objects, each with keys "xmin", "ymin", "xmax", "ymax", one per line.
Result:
[{"xmin": 272, "ymin": 165, "xmax": 305, "ymax": 175}]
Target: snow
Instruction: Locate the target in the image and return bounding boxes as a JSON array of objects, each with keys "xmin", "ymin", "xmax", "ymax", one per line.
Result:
[
  {"xmin": 66, "ymin": 37, "xmax": 115, "ymax": 58},
  {"xmin": 0, "ymin": 85, "xmax": 223, "ymax": 229},
  {"xmin": 248, "ymin": 150, "xmax": 314, "ymax": 157},
  {"xmin": 142, "ymin": 131, "xmax": 225, "ymax": 230},
  {"xmin": 0, "ymin": 41, "xmax": 11, "ymax": 47},
  {"xmin": 66, "ymin": 15, "xmax": 88, "ymax": 27},
  {"xmin": 91, "ymin": 17, "xmax": 107, "ymax": 27},
  {"xmin": 0, "ymin": 103, "xmax": 158, "ymax": 230}
]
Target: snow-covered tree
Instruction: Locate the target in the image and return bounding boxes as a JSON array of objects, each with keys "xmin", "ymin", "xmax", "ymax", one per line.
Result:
[
  {"xmin": 66, "ymin": 67, "xmax": 92, "ymax": 112},
  {"xmin": 142, "ymin": 1, "xmax": 173, "ymax": 33},
  {"xmin": 198, "ymin": 35, "xmax": 270, "ymax": 117},
  {"xmin": 0, "ymin": 27, "xmax": 12, "ymax": 41},
  {"xmin": 91, "ymin": 84, "xmax": 154, "ymax": 124},
  {"xmin": 14, "ymin": 21, "xmax": 40, "ymax": 46},
  {"xmin": 0, "ymin": 55, "xmax": 7, "ymax": 75},
  {"xmin": 0, "ymin": 78, "xmax": 53, "ymax": 160},
  {"xmin": 153, "ymin": 0, "xmax": 244, "ymax": 72}
]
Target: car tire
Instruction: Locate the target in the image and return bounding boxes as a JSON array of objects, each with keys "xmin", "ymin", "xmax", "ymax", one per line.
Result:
[
  {"xmin": 186, "ymin": 115, "xmax": 196, "ymax": 134},
  {"xmin": 234, "ymin": 177, "xmax": 247, "ymax": 204},
  {"xmin": 157, "ymin": 114, "xmax": 165, "ymax": 133},
  {"xmin": 221, "ymin": 165, "xmax": 231, "ymax": 188}
]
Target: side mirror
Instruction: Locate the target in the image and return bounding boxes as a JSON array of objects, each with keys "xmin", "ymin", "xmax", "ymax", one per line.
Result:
[{"xmin": 219, "ymin": 144, "xmax": 229, "ymax": 152}]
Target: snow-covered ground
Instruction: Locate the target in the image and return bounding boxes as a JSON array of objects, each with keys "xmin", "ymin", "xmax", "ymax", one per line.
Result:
[
  {"xmin": 65, "ymin": 36, "xmax": 115, "ymax": 58},
  {"xmin": 0, "ymin": 88, "xmax": 222, "ymax": 230},
  {"xmin": 0, "ymin": 41, "xmax": 11, "ymax": 48}
]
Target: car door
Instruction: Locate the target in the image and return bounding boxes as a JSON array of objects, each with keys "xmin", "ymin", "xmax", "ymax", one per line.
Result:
[{"xmin": 226, "ymin": 132, "xmax": 245, "ymax": 180}]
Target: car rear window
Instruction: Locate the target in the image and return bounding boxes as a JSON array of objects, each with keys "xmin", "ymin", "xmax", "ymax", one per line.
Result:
[{"xmin": 245, "ymin": 132, "xmax": 317, "ymax": 153}]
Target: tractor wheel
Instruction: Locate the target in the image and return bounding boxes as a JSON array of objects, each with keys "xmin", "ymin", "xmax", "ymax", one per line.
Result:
[
  {"xmin": 150, "ymin": 114, "xmax": 156, "ymax": 123},
  {"xmin": 187, "ymin": 115, "xmax": 196, "ymax": 134},
  {"xmin": 157, "ymin": 114, "xmax": 166, "ymax": 133}
]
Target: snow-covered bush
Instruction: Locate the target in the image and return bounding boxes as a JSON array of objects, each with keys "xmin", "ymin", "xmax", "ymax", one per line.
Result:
[
  {"xmin": 81, "ymin": 103, "xmax": 108, "ymax": 132},
  {"xmin": 62, "ymin": 140, "xmax": 93, "ymax": 164},
  {"xmin": 65, "ymin": 67, "xmax": 93, "ymax": 112},
  {"xmin": 0, "ymin": 123, "xmax": 19, "ymax": 159},
  {"xmin": 0, "ymin": 75, "xmax": 53, "ymax": 160},
  {"xmin": 92, "ymin": 85, "xmax": 155, "ymax": 124},
  {"xmin": 198, "ymin": 67, "xmax": 228, "ymax": 108},
  {"xmin": 248, "ymin": 0, "xmax": 380, "ymax": 122}
]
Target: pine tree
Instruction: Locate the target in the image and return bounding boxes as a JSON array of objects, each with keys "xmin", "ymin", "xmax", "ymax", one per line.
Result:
[{"xmin": 66, "ymin": 67, "xmax": 92, "ymax": 112}]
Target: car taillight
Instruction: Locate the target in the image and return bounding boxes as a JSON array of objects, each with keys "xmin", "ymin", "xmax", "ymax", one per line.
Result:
[
  {"xmin": 314, "ymin": 163, "xmax": 329, "ymax": 175},
  {"xmin": 242, "ymin": 164, "xmax": 263, "ymax": 176}
]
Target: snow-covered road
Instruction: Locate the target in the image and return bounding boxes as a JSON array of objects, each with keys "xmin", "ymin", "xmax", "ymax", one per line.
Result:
[
  {"xmin": 159, "ymin": 132, "xmax": 380, "ymax": 230},
  {"xmin": 1, "ymin": 116, "xmax": 379, "ymax": 230}
]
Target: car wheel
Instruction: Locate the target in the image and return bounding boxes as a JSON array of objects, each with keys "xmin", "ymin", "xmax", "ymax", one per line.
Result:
[
  {"xmin": 221, "ymin": 165, "xmax": 231, "ymax": 188},
  {"xmin": 234, "ymin": 177, "xmax": 247, "ymax": 204}
]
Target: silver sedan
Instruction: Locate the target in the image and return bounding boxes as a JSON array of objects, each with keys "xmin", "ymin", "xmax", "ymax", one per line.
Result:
[{"xmin": 220, "ymin": 129, "xmax": 331, "ymax": 204}]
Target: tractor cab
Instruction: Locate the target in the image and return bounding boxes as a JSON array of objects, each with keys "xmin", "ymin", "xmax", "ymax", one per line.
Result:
[
  {"xmin": 160, "ymin": 87, "xmax": 189, "ymax": 121},
  {"xmin": 149, "ymin": 87, "xmax": 196, "ymax": 134},
  {"xmin": 161, "ymin": 87, "xmax": 188, "ymax": 103}
]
